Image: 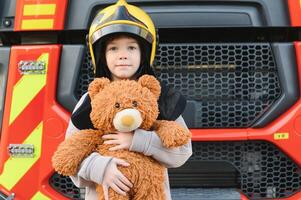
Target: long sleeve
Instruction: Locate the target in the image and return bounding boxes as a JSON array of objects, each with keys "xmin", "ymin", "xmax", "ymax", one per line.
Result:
[
  {"xmin": 65, "ymin": 93, "xmax": 112, "ymax": 188},
  {"xmin": 130, "ymin": 116, "xmax": 192, "ymax": 168},
  {"xmin": 71, "ymin": 152, "xmax": 112, "ymax": 187}
]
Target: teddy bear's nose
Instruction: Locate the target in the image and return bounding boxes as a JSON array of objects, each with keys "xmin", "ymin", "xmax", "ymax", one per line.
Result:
[
  {"xmin": 113, "ymin": 108, "xmax": 142, "ymax": 132},
  {"xmin": 121, "ymin": 115, "xmax": 134, "ymax": 127}
]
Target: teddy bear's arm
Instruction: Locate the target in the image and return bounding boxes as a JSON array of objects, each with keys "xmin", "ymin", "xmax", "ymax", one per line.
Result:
[
  {"xmin": 52, "ymin": 129, "xmax": 103, "ymax": 176},
  {"xmin": 153, "ymin": 120, "xmax": 191, "ymax": 148}
]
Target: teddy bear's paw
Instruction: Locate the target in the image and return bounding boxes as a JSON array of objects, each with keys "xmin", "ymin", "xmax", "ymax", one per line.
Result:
[
  {"xmin": 155, "ymin": 120, "xmax": 191, "ymax": 148},
  {"xmin": 162, "ymin": 128, "xmax": 191, "ymax": 148},
  {"xmin": 52, "ymin": 155, "xmax": 78, "ymax": 176}
]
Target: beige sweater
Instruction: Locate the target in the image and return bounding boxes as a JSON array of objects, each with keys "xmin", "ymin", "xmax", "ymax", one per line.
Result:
[{"xmin": 66, "ymin": 93, "xmax": 192, "ymax": 200}]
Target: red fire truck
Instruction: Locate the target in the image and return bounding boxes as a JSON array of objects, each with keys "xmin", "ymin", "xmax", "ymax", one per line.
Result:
[{"xmin": 0, "ymin": 0, "xmax": 301, "ymax": 199}]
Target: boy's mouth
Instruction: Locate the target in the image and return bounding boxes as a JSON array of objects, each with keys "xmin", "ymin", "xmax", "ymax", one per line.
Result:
[{"xmin": 116, "ymin": 64, "xmax": 131, "ymax": 67}]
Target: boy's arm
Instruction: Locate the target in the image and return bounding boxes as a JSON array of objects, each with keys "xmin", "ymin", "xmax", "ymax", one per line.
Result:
[
  {"xmin": 61, "ymin": 93, "xmax": 113, "ymax": 187},
  {"xmin": 52, "ymin": 128, "xmax": 104, "ymax": 176},
  {"xmin": 71, "ymin": 152, "xmax": 113, "ymax": 187},
  {"xmin": 63, "ymin": 120, "xmax": 113, "ymax": 187},
  {"xmin": 130, "ymin": 115, "xmax": 192, "ymax": 168}
]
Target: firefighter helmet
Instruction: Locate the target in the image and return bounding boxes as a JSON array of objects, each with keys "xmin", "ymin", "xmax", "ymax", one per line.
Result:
[{"xmin": 88, "ymin": 0, "xmax": 156, "ymax": 75}]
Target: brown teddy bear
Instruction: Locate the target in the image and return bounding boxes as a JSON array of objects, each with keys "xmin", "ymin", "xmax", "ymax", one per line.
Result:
[{"xmin": 52, "ymin": 75, "xmax": 191, "ymax": 200}]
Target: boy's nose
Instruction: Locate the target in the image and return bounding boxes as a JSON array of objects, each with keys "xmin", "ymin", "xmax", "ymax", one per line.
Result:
[
  {"xmin": 118, "ymin": 49, "xmax": 128, "ymax": 59},
  {"xmin": 118, "ymin": 55, "xmax": 127, "ymax": 60}
]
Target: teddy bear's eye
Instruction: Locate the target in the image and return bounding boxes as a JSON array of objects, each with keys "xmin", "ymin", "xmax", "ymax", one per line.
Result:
[
  {"xmin": 132, "ymin": 101, "xmax": 138, "ymax": 107},
  {"xmin": 115, "ymin": 102, "xmax": 120, "ymax": 108}
]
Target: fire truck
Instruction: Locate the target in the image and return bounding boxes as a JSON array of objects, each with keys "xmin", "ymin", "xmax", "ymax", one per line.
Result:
[{"xmin": 0, "ymin": 0, "xmax": 301, "ymax": 199}]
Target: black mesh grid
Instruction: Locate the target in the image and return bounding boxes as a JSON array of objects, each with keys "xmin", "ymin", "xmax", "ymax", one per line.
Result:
[
  {"xmin": 49, "ymin": 173, "xmax": 85, "ymax": 199},
  {"xmin": 49, "ymin": 141, "xmax": 301, "ymax": 200},
  {"xmin": 153, "ymin": 43, "xmax": 281, "ymax": 128},
  {"xmin": 76, "ymin": 48, "xmax": 94, "ymax": 99},
  {"xmin": 75, "ymin": 43, "xmax": 281, "ymax": 128},
  {"xmin": 190, "ymin": 141, "xmax": 301, "ymax": 199}
]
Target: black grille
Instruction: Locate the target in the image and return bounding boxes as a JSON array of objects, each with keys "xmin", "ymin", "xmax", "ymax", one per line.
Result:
[
  {"xmin": 75, "ymin": 43, "xmax": 281, "ymax": 128},
  {"xmin": 76, "ymin": 48, "xmax": 94, "ymax": 99},
  {"xmin": 50, "ymin": 141, "xmax": 301, "ymax": 200},
  {"xmin": 190, "ymin": 141, "xmax": 301, "ymax": 199},
  {"xmin": 49, "ymin": 173, "xmax": 84, "ymax": 199},
  {"xmin": 154, "ymin": 43, "xmax": 281, "ymax": 128}
]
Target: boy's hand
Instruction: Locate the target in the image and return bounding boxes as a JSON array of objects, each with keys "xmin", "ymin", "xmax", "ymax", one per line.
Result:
[
  {"xmin": 102, "ymin": 131, "xmax": 134, "ymax": 151},
  {"xmin": 102, "ymin": 158, "xmax": 133, "ymax": 200}
]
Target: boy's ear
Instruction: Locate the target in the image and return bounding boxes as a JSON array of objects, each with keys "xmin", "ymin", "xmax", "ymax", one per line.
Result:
[
  {"xmin": 88, "ymin": 78, "xmax": 110, "ymax": 99},
  {"xmin": 138, "ymin": 75, "xmax": 161, "ymax": 100}
]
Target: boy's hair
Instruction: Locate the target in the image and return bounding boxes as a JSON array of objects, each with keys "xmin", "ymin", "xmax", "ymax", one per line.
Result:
[{"xmin": 93, "ymin": 33, "xmax": 156, "ymax": 79}]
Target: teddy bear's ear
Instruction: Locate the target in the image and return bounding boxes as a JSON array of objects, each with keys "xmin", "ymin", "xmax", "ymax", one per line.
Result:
[
  {"xmin": 138, "ymin": 75, "xmax": 161, "ymax": 100},
  {"xmin": 88, "ymin": 78, "xmax": 110, "ymax": 99}
]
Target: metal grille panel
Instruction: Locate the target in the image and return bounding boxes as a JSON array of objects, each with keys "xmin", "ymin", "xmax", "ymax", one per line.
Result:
[
  {"xmin": 153, "ymin": 43, "xmax": 281, "ymax": 128},
  {"xmin": 190, "ymin": 141, "xmax": 301, "ymax": 199},
  {"xmin": 49, "ymin": 173, "xmax": 85, "ymax": 199},
  {"xmin": 75, "ymin": 43, "xmax": 281, "ymax": 128},
  {"xmin": 76, "ymin": 49, "xmax": 94, "ymax": 99},
  {"xmin": 50, "ymin": 141, "xmax": 301, "ymax": 200}
]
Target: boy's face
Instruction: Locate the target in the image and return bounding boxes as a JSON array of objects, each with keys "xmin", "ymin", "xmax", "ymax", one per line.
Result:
[{"xmin": 105, "ymin": 36, "xmax": 141, "ymax": 81}]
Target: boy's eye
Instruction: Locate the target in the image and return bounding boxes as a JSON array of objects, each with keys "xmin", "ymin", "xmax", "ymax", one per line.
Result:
[
  {"xmin": 128, "ymin": 46, "xmax": 137, "ymax": 50},
  {"xmin": 132, "ymin": 101, "xmax": 138, "ymax": 107},
  {"xmin": 115, "ymin": 103, "xmax": 120, "ymax": 108},
  {"xmin": 108, "ymin": 46, "xmax": 117, "ymax": 51}
]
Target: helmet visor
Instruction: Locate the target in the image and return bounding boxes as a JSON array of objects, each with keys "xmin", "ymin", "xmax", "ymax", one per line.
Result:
[{"xmin": 90, "ymin": 23, "xmax": 153, "ymax": 45}]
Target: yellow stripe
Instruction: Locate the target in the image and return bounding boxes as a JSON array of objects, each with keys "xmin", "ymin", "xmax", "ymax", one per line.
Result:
[
  {"xmin": 31, "ymin": 191, "xmax": 51, "ymax": 200},
  {"xmin": 9, "ymin": 53, "xmax": 48, "ymax": 125},
  {"xmin": 21, "ymin": 19, "xmax": 54, "ymax": 30},
  {"xmin": 23, "ymin": 4, "xmax": 56, "ymax": 16},
  {"xmin": 274, "ymin": 132, "xmax": 289, "ymax": 140},
  {"xmin": 0, "ymin": 122, "xmax": 43, "ymax": 190}
]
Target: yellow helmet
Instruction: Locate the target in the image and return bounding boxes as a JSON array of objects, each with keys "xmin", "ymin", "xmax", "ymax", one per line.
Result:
[{"xmin": 88, "ymin": 0, "xmax": 156, "ymax": 75}]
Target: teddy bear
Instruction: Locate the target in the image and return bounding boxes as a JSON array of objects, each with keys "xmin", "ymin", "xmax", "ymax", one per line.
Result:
[{"xmin": 52, "ymin": 75, "xmax": 191, "ymax": 200}]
